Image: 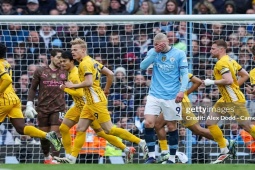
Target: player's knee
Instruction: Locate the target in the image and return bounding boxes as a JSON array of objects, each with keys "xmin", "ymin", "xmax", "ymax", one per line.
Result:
[
  {"xmin": 166, "ymin": 123, "xmax": 177, "ymax": 131},
  {"xmin": 144, "ymin": 121, "xmax": 155, "ymax": 128},
  {"xmin": 59, "ymin": 124, "xmax": 69, "ymax": 134}
]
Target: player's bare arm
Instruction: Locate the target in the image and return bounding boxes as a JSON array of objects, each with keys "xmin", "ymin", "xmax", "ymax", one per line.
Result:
[
  {"xmin": 203, "ymin": 72, "xmax": 233, "ymax": 86},
  {"xmin": 65, "ymin": 74, "xmax": 93, "ymax": 88},
  {"xmin": 237, "ymin": 68, "xmax": 249, "ymax": 86},
  {"xmin": 186, "ymin": 75, "xmax": 202, "ymax": 95},
  {"xmin": 0, "ymin": 73, "xmax": 12, "ymax": 93},
  {"xmin": 100, "ymin": 67, "xmax": 114, "ymax": 97}
]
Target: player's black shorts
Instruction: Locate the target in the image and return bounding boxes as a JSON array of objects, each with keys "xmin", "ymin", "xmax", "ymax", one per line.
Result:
[{"xmin": 37, "ymin": 112, "xmax": 64, "ymax": 127}]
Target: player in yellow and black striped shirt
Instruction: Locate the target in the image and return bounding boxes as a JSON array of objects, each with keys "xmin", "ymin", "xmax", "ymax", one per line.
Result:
[
  {"xmin": 61, "ymin": 38, "xmax": 148, "ymax": 164},
  {"xmin": 56, "ymin": 51, "xmax": 135, "ymax": 163},
  {"xmin": 203, "ymin": 39, "xmax": 255, "ymax": 164},
  {"xmin": 0, "ymin": 43, "xmax": 61, "ymax": 151}
]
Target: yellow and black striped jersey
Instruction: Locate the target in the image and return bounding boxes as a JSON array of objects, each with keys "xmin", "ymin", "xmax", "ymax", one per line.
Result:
[
  {"xmin": 213, "ymin": 55, "xmax": 245, "ymax": 102},
  {"xmin": 78, "ymin": 56, "xmax": 107, "ymax": 105}
]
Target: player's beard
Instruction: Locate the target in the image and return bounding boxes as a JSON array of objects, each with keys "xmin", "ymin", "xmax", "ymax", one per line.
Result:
[{"xmin": 53, "ymin": 62, "xmax": 60, "ymax": 69}]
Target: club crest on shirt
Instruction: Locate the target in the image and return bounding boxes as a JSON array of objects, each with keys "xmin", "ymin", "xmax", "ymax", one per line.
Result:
[
  {"xmin": 60, "ymin": 73, "xmax": 66, "ymax": 79},
  {"xmin": 51, "ymin": 73, "xmax": 56, "ymax": 79},
  {"xmin": 162, "ymin": 56, "xmax": 166, "ymax": 62},
  {"xmin": 170, "ymin": 57, "xmax": 175, "ymax": 62}
]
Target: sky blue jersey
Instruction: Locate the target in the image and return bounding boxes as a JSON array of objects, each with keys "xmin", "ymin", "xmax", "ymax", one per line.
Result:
[{"xmin": 140, "ymin": 47, "xmax": 189, "ymax": 100}]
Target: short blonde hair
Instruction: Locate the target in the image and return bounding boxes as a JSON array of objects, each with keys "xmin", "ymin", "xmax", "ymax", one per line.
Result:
[
  {"xmin": 154, "ymin": 33, "xmax": 168, "ymax": 42},
  {"xmin": 70, "ymin": 38, "xmax": 87, "ymax": 49}
]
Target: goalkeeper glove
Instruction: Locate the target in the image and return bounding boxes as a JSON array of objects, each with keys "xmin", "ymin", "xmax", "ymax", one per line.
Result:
[
  {"xmin": 204, "ymin": 79, "xmax": 215, "ymax": 86},
  {"xmin": 25, "ymin": 101, "xmax": 38, "ymax": 118}
]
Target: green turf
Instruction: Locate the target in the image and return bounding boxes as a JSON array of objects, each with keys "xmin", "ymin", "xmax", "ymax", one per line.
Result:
[{"xmin": 0, "ymin": 164, "xmax": 254, "ymax": 170}]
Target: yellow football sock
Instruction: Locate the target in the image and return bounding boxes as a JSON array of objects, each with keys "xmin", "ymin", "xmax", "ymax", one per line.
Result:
[
  {"xmin": 248, "ymin": 125, "xmax": 255, "ymax": 138},
  {"xmin": 208, "ymin": 125, "xmax": 226, "ymax": 148},
  {"xmin": 24, "ymin": 126, "xmax": 46, "ymax": 138},
  {"xmin": 159, "ymin": 140, "xmax": 168, "ymax": 151},
  {"xmin": 71, "ymin": 131, "xmax": 86, "ymax": 157},
  {"xmin": 59, "ymin": 124, "xmax": 72, "ymax": 154},
  {"xmin": 97, "ymin": 131, "xmax": 126, "ymax": 150},
  {"xmin": 109, "ymin": 127, "xmax": 140, "ymax": 144}
]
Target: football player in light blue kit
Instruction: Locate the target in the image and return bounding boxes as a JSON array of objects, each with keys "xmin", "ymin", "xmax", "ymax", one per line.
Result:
[{"xmin": 140, "ymin": 33, "xmax": 189, "ymax": 164}]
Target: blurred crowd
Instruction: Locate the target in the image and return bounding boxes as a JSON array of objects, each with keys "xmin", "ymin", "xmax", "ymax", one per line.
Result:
[{"xmin": 0, "ymin": 0, "xmax": 255, "ymax": 157}]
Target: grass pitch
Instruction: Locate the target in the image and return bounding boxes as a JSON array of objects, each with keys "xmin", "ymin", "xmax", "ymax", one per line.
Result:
[{"xmin": 0, "ymin": 164, "xmax": 254, "ymax": 170}]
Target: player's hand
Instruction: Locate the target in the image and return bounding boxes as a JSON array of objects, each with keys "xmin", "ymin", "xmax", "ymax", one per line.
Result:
[
  {"xmin": 25, "ymin": 101, "xmax": 38, "ymax": 118},
  {"xmin": 203, "ymin": 79, "xmax": 215, "ymax": 86},
  {"xmin": 245, "ymin": 84, "xmax": 255, "ymax": 94},
  {"xmin": 175, "ymin": 91, "xmax": 184, "ymax": 103},
  {"xmin": 64, "ymin": 81, "xmax": 74, "ymax": 88},
  {"xmin": 155, "ymin": 42, "xmax": 166, "ymax": 53},
  {"xmin": 59, "ymin": 84, "xmax": 66, "ymax": 91},
  {"xmin": 104, "ymin": 89, "xmax": 110, "ymax": 97}
]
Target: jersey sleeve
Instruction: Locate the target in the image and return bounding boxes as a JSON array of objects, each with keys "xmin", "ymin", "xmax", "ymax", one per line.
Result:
[
  {"xmin": 178, "ymin": 51, "xmax": 188, "ymax": 68},
  {"xmin": 215, "ymin": 60, "xmax": 230, "ymax": 75},
  {"xmin": 80, "ymin": 60, "xmax": 93, "ymax": 76},
  {"xmin": 250, "ymin": 69, "xmax": 255, "ymax": 86},
  {"xmin": 188, "ymin": 73, "xmax": 193, "ymax": 80}
]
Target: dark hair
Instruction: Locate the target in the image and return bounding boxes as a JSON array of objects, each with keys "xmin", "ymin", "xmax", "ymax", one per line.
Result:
[
  {"xmin": 50, "ymin": 49, "xmax": 63, "ymax": 57},
  {"xmin": 212, "ymin": 39, "xmax": 227, "ymax": 49},
  {"xmin": 61, "ymin": 50, "xmax": 73, "ymax": 61},
  {"xmin": 164, "ymin": 0, "xmax": 178, "ymax": 14},
  {"xmin": 0, "ymin": 43, "xmax": 7, "ymax": 59}
]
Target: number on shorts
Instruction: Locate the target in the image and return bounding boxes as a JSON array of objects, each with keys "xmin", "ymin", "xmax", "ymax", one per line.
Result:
[
  {"xmin": 176, "ymin": 107, "xmax": 181, "ymax": 116},
  {"xmin": 94, "ymin": 113, "xmax": 98, "ymax": 119}
]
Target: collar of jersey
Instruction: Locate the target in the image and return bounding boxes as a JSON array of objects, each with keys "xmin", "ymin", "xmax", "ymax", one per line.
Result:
[{"xmin": 161, "ymin": 45, "xmax": 173, "ymax": 54}]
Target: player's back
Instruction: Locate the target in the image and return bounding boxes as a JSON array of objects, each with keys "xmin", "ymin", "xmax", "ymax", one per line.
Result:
[
  {"xmin": 214, "ymin": 55, "xmax": 245, "ymax": 102},
  {"xmin": 150, "ymin": 47, "xmax": 188, "ymax": 100},
  {"xmin": 78, "ymin": 56, "xmax": 107, "ymax": 104},
  {"xmin": 68, "ymin": 66, "xmax": 86, "ymax": 108},
  {"xmin": 0, "ymin": 59, "xmax": 20, "ymax": 105}
]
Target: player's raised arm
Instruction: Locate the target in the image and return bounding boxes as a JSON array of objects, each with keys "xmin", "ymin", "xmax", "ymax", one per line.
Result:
[
  {"xmin": 186, "ymin": 75, "xmax": 202, "ymax": 95},
  {"xmin": 100, "ymin": 66, "xmax": 114, "ymax": 96},
  {"xmin": 140, "ymin": 48, "xmax": 157, "ymax": 70}
]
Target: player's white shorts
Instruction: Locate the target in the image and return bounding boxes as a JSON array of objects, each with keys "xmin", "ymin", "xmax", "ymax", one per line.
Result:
[{"xmin": 144, "ymin": 95, "xmax": 182, "ymax": 121}]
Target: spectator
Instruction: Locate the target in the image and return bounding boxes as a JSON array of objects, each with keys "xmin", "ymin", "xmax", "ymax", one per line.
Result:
[
  {"xmin": 26, "ymin": 31, "xmax": 46, "ymax": 61},
  {"xmin": 193, "ymin": 0, "xmax": 217, "ymax": 14},
  {"xmin": 108, "ymin": 0, "xmax": 128, "ymax": 15},
  {"xmin": 223, "ymin": 0, "xmax": 236, "ymax": 14},
  {"xmin": 133, "ymin": 73, "xmax": 148, "ymax": 109},
  {"xmin": 164, "ymin": 0, "xmax": 178, "ymax": 15},
  {"xmin": 228, "ymin": 33, "xmax": 240, "ymax": 55},
  {"xmin": 177, "ymin": 21, "xmax": 197, "ymax": 44},
  {"xmin": 15, "ymin": 74, "xmax": 30, "ymax": 109},
  {"xmin": 27, "ymin": 64, "xmax": 37, "ymax": 80},
  {"xmin": 238, "ymin": 49, "xmax": 252, "ymax": 72},
  {"xmin": 237, "ymin": 26, "xmax": 253, "ymax": 44},
  {"xmin": 234, "ymin": 0, "xmax": 251, "ymax": 14},
  {"xmin": 120, "ymin": 24, "xmax": 136, "ymax": 47},
  {"xmin": 22, "ymin": 0, "xmax": 43, "ymax": 15},
  {"xmin": 80, "ymin": 0, "xmax": 100, "ymax": 15},
  {"xmin": 151, "ymin": 0, "xmax": 167, "ymax": 14},
  {"xmin": 39, "ymin": 25, "xmax": 59, "ymax": 50},
  {"xmin": 105, "ymin": 32, "xmax": 127, "ymax": 67},
  {"xmin": 199, "ymin": 32, "xmax": 212, "ymax": 57},
  {"xmin": 167, "ymin": 31, "xmax": 186, "ymax": 51},
  {"xmin": 111, "ymin": 66, "xmax": 128, "ymax": 93},
  {"xmin": 133, "ymin": 29, "xmax": 153, "ymax": 58},
  {"xmin": 6, "ymin": 57, "xmax": 21, "ymax": 83},
  {"xmin": 61, "ymin": 23, "xmax": 85, "ymax": 50},
  {"xmin": 66, "ymin": 0, "xmax": 84, "ymax": 14},
  {"xmin": 56, "ymin": 0, "xmax": 70, "ymax": 15},
  {"xmin": 210, "ymin": 23, "xmax": 227, "ymax": 41},
  {"xmin": 224, "ymin": 123, "xmax": 244, "ymax": 144},
  {"xmin": 110, "ymin": 94, "xmax": 134, "ymax": 123},
  {"xmin": 86, "ymin": 23, "xmax": 108, "ymax": 55},
  {"xmin": 135, "ymin": 0, "xmax": 156, "ymax": 15},
  {"xmin": 0, "ymin": 0, "xmax": 18, "ymax": 15}
]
